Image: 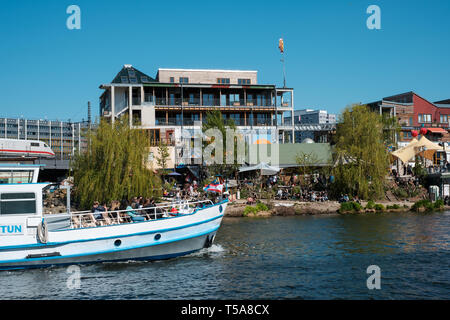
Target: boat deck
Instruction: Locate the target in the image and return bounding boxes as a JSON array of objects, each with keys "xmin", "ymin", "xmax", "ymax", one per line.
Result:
[{"xmin": 46, "ymin": 200, "xmax": 216, "ymax": 230}]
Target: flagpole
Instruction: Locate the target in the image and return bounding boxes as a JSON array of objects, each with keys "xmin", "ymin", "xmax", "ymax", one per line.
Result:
[{"xmin": 279, "ymin": 38, "xmax": 286, "ymax": 88}]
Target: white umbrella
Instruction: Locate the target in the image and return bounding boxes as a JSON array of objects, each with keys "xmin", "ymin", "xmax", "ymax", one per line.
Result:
[{"xmin": 239, "ymin": 162, "xmax": 280, "ymax": 176}]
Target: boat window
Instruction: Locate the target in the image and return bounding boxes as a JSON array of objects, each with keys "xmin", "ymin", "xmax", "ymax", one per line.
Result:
[
  {"xmin": 0, "ymin": 170, "xmax": 34, "ymax": 184},
  {"xmin": 0, "ymin": 192, "xmax": 36, "ymax": 215}
]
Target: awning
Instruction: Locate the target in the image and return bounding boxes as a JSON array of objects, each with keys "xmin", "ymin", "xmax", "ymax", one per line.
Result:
[
  {"xmin": 391, "ymin": 136, "xmax": 443, "ymax": 163},
  {"xmin": 426, "ymin": 128, "xmax": 448, "ymax": 134}
]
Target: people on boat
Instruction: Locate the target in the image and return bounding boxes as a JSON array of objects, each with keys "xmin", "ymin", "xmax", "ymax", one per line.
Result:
[{"xmin": 125, "ymin": 200, "xmax": 145, "ymax": 222}]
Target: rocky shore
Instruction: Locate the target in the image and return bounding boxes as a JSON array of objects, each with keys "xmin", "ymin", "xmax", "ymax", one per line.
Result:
[{"xmin": 225, "ymin": 200, "xmax": 450, "ymax": 217}]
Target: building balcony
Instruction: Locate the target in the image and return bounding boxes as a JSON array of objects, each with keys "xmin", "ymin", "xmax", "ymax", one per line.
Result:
[{"xmin": 152, "ymin": 97, "xmax": 276, "ymax": 109}]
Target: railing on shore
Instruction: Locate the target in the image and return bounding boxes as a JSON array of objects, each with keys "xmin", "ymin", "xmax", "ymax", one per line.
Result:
[{"xmin": 67, "ymin": 199, "xmax": 215, "ymax": 229}]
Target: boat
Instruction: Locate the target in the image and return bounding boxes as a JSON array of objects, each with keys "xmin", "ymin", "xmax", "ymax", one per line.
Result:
[{"xmin": 0, "ymin": 164, "xmax": 227, "ymax": 270}]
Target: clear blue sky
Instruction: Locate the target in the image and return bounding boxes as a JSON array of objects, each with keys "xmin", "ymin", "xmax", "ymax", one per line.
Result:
[{"xmin": 0, "ymin": 0, "xmax": 449, "ymax": 121}]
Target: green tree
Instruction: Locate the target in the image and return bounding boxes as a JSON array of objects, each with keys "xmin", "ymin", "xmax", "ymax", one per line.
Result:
[
  {"xmin": 156, "ymin": 141, "xmax": 170, "ymax": 172},
  {"xmin": 71, "ymin": 116, "xmax": 161, "ymax": 209},
  {"xmin": 332, "ymin": 104, "xmax": 389, "ymax": 199},
  {"xmin": 295, "ymin": 151, "xmax": 319, "ymax": 189},
  {"xmin": 202, "ymin": 109, "xmax": 241, "ymax": 177}
]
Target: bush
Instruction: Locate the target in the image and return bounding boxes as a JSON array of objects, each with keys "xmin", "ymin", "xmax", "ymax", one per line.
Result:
[
  {"xmin": 366, "ymin": 200, "xmax": 375, "ymax": 209},
  {"xmin": 374, "ymin": 203, "xmax": 385, "ymax": 211},
  {"xmin": 340, "ymin": 201, "xmax": 362, "ymax": 213},
  {"xmin": 243, "ymin": 206, "xmax": 258, "ymax": 216},
  {"xmin": 412, "ymin": 200, "xmax": 433, "ymax": 211},
  {"xmin": 292, "ymin": 186, "xmax": 301, "ymax": 195},
  {"xmin": 434, "ymin": 199, "xmax": 444, "ymax": 209},
  {"xmin": 393, "ymin": 188, "xmax": 408, "ymax": 199},
  {"xmin": 256, "ymin": 202, "xmax": 269, "ymax": 212}
]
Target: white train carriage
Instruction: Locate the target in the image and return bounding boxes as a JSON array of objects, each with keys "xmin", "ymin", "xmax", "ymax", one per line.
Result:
[{"xmin": 0, "ymin": 139, "xmax": 55, "ymax": 158}]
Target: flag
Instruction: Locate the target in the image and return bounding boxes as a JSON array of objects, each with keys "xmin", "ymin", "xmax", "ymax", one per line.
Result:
[
  {"xmin": 203, "ymin": 182, "xmax": 224, "ymax": 193},
  {"xmin": 278, "ymin": 38, "xmax": 284, "ymax": 53}
]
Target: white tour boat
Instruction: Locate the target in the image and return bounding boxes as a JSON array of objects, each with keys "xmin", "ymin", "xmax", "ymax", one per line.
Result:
[{"xmin": 0, "ymin": 164, "xmax": 227, "ymax": 270}]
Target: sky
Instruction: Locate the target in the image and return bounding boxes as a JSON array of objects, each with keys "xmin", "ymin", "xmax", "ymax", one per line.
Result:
[{"xmin": 0, "ymin": 0, "xmax": 449, "ymax": 122}]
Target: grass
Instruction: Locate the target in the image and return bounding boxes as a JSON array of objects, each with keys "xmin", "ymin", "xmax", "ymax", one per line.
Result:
[{"xmin": 243, "ymin": 201, "xmax": 270, "ymax": 216}]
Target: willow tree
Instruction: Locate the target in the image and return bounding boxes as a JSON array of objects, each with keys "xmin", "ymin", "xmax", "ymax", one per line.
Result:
[
  {"xmin": 71, "ymin": 117, "xmax": 161, "ymax": 209},
  {"xmin": 202, "ymin": 109, "xmax": 239, "ymax": 178},
  {"xmin": 332, "ymin": 104, "xmax": 389, "ymax": 199}
]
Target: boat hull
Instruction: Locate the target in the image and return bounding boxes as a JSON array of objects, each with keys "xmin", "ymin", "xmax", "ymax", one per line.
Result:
[{"xmin": 0, "ymin": 231, "xmax": 217, "ymax": 270}]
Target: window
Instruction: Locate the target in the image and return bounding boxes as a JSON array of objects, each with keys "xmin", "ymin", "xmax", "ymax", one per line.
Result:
[
  {"xmin": 217, "ymin": 78, "xmax": 230, "ymax": 84},
  {"xmin": 141, "ymin": 76, "xmax": 150, "ymax": 83},
  {"xmin": 129, "ymin": 77, "xmax": 137, "ymax": 84},
  {"xmin": 0, "ymin": 170, "xmax": 34, "ymax": 184},
  {"xmin": 170, "ymin": 77, "xmax": 175, "ymax": 83},
  {"xmin": 179, "ymin": 77, "xmax": 189, "ymax": 84},
  {"xmin": 418, "ymin": 114, "xmax": 432, "ymax": 123},
  {"xmin": 0, "ymin": 192, "xmax": 36, "ymax": 215},
  {"xmin": 238, "ymin": 79, "xmax": 251, "ymax": 85},
  {"xmin": 440, "ymin": 115, "xmax": 448, "ymax": 123},
  {"xmin": 30, "ymin": 142, "xmax": 40, "ymax": 147},
  {"xmin": 203, "ymin": 94, "xmax": 214, "ymax": 106},
  {"xmin": 120, "ymin": 76, "xmax": 129, "ymax": 83},
  {"xmin": 229, "ymin": 94, "xmax": 240, "ymax": 105}
]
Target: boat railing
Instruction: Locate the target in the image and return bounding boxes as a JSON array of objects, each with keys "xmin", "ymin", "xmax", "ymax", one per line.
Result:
[{"xmin": 67, "ymin": 199, "xmax": 215, "ymax": 229}]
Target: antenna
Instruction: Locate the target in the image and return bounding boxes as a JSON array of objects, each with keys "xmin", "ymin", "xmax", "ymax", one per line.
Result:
[{"xmin": 87, "ymin": 101, "xmax": 92, "ymax": 126}]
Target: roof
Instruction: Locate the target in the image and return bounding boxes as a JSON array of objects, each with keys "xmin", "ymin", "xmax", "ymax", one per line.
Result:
[
  {"xmin": 111, "ymin": 65, "xmax": 157, "ymax": 84},
  {"xmin": 157, "ymin": 68, "xmax": 257, "ymax": 73},
  {"xmin": 247, "ymin": 143, "xmax": 333, "ymax": 167}
]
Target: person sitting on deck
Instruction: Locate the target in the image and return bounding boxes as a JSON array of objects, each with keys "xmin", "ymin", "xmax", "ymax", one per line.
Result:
[
  {"xmin": 91, "ymin": 201, "xmax": 106, "ymax": 219},
  {"xmin": 125, "ymin": 200, "xmax": 145, "ymax": 222},
  {"xmin": 170, "ymin": 206, "xmax": 179, "ymax": 216}
]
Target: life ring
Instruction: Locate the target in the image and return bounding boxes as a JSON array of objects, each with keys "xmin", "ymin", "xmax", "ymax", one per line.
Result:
[{"xmin": 37, "ymin": 219, "xmax": 48, "ymax": 244}]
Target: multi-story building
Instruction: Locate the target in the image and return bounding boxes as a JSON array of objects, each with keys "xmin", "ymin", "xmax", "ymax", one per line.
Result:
[
  {"xmin": 0, "ymin": 117, "xmax": 89, "ymax": 160},
  {"xmin": 367, "ymin": 92, "xmax": 450, "ymax": 147},
  {"xmin": 99, "ymin": 65, "xmax": 295, "ymax": 168},
  {"xmin": 292, "ymin": 109, "xmax": 336, "ymax": 143}
]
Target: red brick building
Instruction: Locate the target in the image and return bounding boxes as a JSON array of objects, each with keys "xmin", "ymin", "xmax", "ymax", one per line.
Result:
[{"xmin": 368, "ymin": 92, "xmax": 450, "ymax": 146}]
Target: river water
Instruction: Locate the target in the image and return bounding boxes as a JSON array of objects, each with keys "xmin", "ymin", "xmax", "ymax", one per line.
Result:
[{"xmin": 1, "ymin": 212, "xmax": 449, "ymax": 299}]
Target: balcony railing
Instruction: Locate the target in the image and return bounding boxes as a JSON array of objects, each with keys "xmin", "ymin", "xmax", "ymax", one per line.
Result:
[{"xmin": 152, "ymin": 97, "xmax": 276, "ymax": 108}]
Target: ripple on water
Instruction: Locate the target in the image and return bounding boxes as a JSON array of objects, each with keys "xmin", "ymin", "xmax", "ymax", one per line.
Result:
[{"xmin": 1, "ymin": 213, "xmax": 449, "ymax": 299}]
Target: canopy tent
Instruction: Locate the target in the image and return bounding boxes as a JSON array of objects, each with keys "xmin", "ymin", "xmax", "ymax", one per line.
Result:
[
  {"xmin": 391, "ymin": 136, "xmax": 443, "ymax": 163},
  {"xmin": 239, "ymin": 162, "xmax": 280, "ymax": 176}
]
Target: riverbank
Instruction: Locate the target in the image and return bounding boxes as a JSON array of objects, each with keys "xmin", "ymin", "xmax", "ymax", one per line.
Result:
[{"xmin": 225, "ymin": 199, "xmax": 450, "ymax": 217}]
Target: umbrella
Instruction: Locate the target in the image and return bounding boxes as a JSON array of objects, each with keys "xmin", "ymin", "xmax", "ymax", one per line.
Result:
[
  {"xmin": 239, "ymin": 162, "xmax": 280, "ymax": 176},
  {"xmin": 166, "ymin": 172, "xmax": 182, "ymax": 176}
]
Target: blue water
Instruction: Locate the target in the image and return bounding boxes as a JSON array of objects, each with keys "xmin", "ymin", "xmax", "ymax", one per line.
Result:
[{"xmin": 1, "ymin": 212, "xmax": 449, "ymax": 299}]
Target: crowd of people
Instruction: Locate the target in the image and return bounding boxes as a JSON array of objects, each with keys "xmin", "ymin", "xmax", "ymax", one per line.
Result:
[{"xmin": 88, "ymin": 196, "xmax": 165, "ymax": 227}]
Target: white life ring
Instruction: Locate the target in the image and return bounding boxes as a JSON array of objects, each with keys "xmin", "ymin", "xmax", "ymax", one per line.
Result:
[{"xmin": 37, "ymin": 219, "xmax": 48, "ymax": 244}]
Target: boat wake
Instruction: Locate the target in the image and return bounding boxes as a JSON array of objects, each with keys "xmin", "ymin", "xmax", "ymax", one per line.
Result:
[{"xmin": 186, "ymin": 244, "xmax": 226, "ymax": 258}]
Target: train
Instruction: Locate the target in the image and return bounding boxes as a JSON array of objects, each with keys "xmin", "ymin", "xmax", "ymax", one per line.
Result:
[{"xmin": 0, "ymin": 138, "xmax": 55, "ymax": 158}]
